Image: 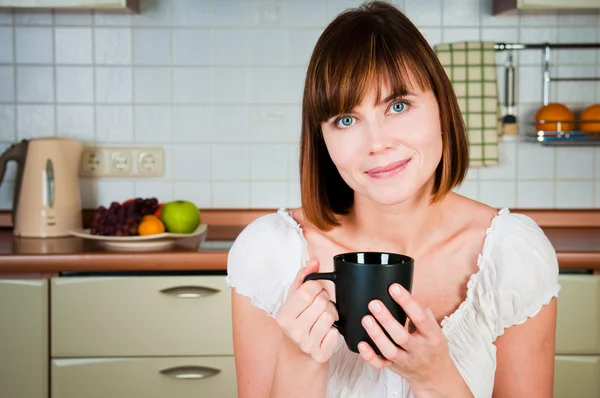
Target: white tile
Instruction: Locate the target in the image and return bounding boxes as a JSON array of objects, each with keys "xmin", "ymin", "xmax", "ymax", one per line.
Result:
[
  {"xmin": 516, "ymin": 66, "xmax": 543, "ymax": 104},
  {"xmin": 556, "ymin": 147, "xmax": 594, "ymax": 180},
  {"xmin": 0, "ymin": 9, "xmax": 13, "ymax": 25},
  {"xmin": 517, "ymin": 143, "xmax": 555, "ymax": 180},
  {"xmin": 95, "ymin": 67, "xmax": 133, "ymax": 104},
  {"xmin": 172, "ymin": 0, "xmax": 212, "ymax": 26},
  {"xmin": 288, "ymin": 143, "xmax": 300, "ymax": 180},
  {"xmin": 517, "ymin": 181, "xmax": 554, "ymax": 208},
  {"xmin": 95, "ymin": 180, "xmax": 136, "ymax": 208},
  {"xmin": 212, "ymin": 106, "xmax": 249, "ymax": 142},
  {"xmin": 134, "ymin": 181, "xmax": 175, "ymax": 203},
  {"xmin": 133, "ymin": 28, "xmax": 171, "ymax": 65},
  {"xmin": 517, "ymin": 28, "xmax": 558, "ymax": 65},
  {"xmin": 556, "ymin": 66, "xmax": 596, "ymax": 104},
  {"xmin": 464, "ymin": 167, "xmax": 479, "ymax": 181},
  {"xmin": 418, "ymin": 28, "xmax": 442, "ymax": 47},
  {"xmin": 287, "ymin": 180, "xmax": 301, "ymax": 207},
  {"xmin": 596, "ymin": 147, "xmax": 600, "ymax": 179},
  {"xmin": 212, "ymin": 0, "xmax": 250, "ymax": 27},
  {"xmin": 173, "ymin": 29, "xmax": 213, "ymax": 65},
  {"xmin": 213, "ymin": 67, "xmax": 247, "ymax": 104},
  {"xmin": 56, "ymin": 67, "xmax": 94, "ymax": 103},
  {"xmin": 249, "ymin": 0, "xmax": 284, "ymax": 27},
  {"xmin": 0, "ymin": 66, "xmax": 14, "ymax": 102},
  {"xmin": 172, "ymin": 144, "xmax": 211, "ymax": 180},
  {"xmin": 404, "ymin": 0, "xmax": 441, "ymax": 26},
  {"xmin": 173, "ymin": 182, "xmax": 212, "ymax": 207},
  {"xmin": 558, "ymin": 10, "xmax": 599, "ymax": 26},
  {"xmin": 596, "ymin": 181, "xmax": 600, "ymax": 208},
  {"xmin": 442, "ymin": 0, "xmax": 480, "ymax": 27},
  {"xmin": 14, "ymin": 10, "xmax": 52, "ymax": 25},
  {"xmin": 519, "ymin": 10, "xmax": 558, "ymax": 26},
  {"xmin": 15, "ymin": 27, "xmax": 53, "ymax": 64},
  {"xmin": 158, "ymin": 144, "xmax": 173, "ymax": 180},
  {"xmin": 54, "ymin": 10, "xmax": 92, "ymax": 25},
  {"xmin": 212, "ymin": 182, "xmax": 250, "ymax": 208},
  {"xmin": 0, "ymin": 144, "xmax": 15, "ymax": 181},
  {"xmin": 250, "ymin": 181, "xmax": 288, "ymax": 207},
  {"xmin": 325, "ymin": 0, "xmax": 360, "ymax": 20},
  {"xmin": 173, "ymin": 68, "xmax": 213, "ymax": 103},
  {"xmin": 93, "ymin": 11, "xmax": 132, "ymax": 26},
  {"xmin": 0, "ymin": 27, "xmax": 13, "ymax": 63},
  {"xmin": 56, "ymin": 105, "xmax": 94, "ymax": 142},
  {"xmin": 479, "ymin": 181, "xmax": 516, "ymax": 208},
  {"xmin": 480, "ymin": 28, "xmax": 519, "ymax": 43},
  {"xmin": 134, "ymin": 105, "xmax": 172, "ymax": 142},
  {"xmin": 453, "ymin": 181, "xmax": 479, "ymax": 201},
  {"xmin": 0, "ymin": 181, "xmax": 14, "ymax": 209},
  {"xmin": 250, "ymin": 144, "xmax": 288, "ymax": 180},
  {"xmin": 79, "ymin": 178, "xmax": 96, "ymax": 209},
  {"xmin": 212, "ymin": 144, "xmax": 250, "ymax": 180},
  {"xmin": 16, "ymin": 105, "xmax": 54, "ymax": 139},
  {"xmin": 132, "ymin": 0, "xmax": 171, "ymax": 26},
  {"xmin": 285, "ymin": 105, "xmax": 302, "ymax": 142},
  {"xmin": 284, "ymin": 67, "xmax": 305, "ymax": 104},
  {"xmin": 96, "ymin": 106, "xmax": 134, "ymax": 142},
  {"xmin": 480, "ymin": 0, "xmax": 518, "ymax": 27},
  {"xmin": 0, "ymin": 105, "xmax": 16, "ymax": 142},
  {"xmin": 284, "ymin": 0, "xmax": 327, "ymax": 28},
  {"xmin": 173, "ymin": 106, "xmax": 214, "ymax": 142},
  {"xmin": 442, "ymin": 28, "xmax": 480, "ymax": 43},
  {"xmin": 557, "ymin": 27, "xmax": 597, "ymax": 65},
  {"xmin": 249, "ymin": 105, "xmax": 289, "ymax": 142},
  {"xmin": 134, "ymin": 67, "xmax": 171, "ymax": 103},
  {"xmin": 287, "ymin": 29, "xmax": 320, "ymax": 66},
  {"xmin": 247, "ymin": 29, "xmax": 286, "ymax": 66},
  {"xmin": 16, "ymin": 66, "xmax": 54, "ymax": 103},
  {"xmin": 94, "ymin": 28, "xmax": 132, "ymax": 65},
  {"xmin": 478, "ymin": 142, "xmax": 517, "ymax": 180},
  {"xmin": 55, "ymin": 28, "xmax": 93, "ymax": 64},
  {"xmin": 213, "ymin": 29, "xmax": 250, "ymax": 66},
  {"xmin": 556, "ymin": 181, "xmax": 594, "ymax": 208}
]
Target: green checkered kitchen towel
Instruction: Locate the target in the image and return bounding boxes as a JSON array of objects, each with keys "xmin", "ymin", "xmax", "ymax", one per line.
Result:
[{"xmin": 433, "ymin": 41, "xmax": 501, "ymax": 167}]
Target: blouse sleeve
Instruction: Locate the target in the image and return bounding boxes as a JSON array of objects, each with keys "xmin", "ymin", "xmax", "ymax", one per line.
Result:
[{"xmin": 225, "ymin": 211, "xmax": 306, "ymax": 318}]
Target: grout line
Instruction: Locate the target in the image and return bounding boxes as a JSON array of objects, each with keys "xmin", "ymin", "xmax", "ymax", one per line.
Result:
[
  {"xmin": 10, "ymin": 7, "xmax": 16, "ymax": 142},
  {"xmin": 51, "ymin": 8, "xmax": 57, "ymax": 139}
]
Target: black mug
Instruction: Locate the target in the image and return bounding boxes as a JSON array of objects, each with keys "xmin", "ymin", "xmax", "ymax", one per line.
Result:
[{"xmin": 303, "ymin": 252, "xmax": 414, "ymax": 355}]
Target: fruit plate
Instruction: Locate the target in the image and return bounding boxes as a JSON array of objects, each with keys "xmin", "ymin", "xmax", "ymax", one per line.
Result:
[{"xmin": 68, "ymin": 224, "xmax": 208, "ymax": 251}]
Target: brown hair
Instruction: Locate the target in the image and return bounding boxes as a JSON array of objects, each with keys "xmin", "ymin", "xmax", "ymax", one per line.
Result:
[{"xmin": 299, "ymin": 0, "xmax": 469, "ymax": 231}]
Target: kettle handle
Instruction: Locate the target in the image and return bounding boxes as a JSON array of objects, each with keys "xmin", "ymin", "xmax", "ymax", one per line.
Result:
[{"xmin": 0, "ymin": 140, "xmax": 29, "ymax": 225}]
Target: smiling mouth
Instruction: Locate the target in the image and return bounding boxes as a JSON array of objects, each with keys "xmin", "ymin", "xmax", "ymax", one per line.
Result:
[{"xmin": 365, "ymin": 159, "xmax": 411, "ymax": 179}]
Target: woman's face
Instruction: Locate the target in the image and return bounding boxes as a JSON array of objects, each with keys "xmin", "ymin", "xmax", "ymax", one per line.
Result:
[{"xmin": 321, "ymin": 84, "xmax": 443, "ymax": 207}]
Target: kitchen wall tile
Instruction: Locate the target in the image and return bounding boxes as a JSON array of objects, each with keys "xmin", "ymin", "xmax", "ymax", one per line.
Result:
[
  {"xmin": 95, "ymin": 181, "xmax": 135, "ymax": 207},
  {"xmin": 287, "ymin": 180, "xmax": 301, "ymax": 208},
  {"xmin": 54, "ymin": 10, "xmax": 92, "ymax": 26},
  {"xmin": 555, "ymin": 66, "xmax": 596, "ymax": 104},
  {"xmin": 0, "ymin": 105, "xmax": 16, "ymax": 142},
  {"xmin": 478, "ymin": 142, "xmax": 517, "ymax": 180},
  {"xmin": 95, "ymin": 106, "xmax": 134, "ymax": 142},
  {"xmin": 249, "ymin": 105, "xmax": 289, "ymax": 142},
  {"xmin": 418, "ymin": 28, "xmax": 442, "ymax": 47},
  {"xmin": 556, "ymin": 147, "xmax": 594, "ymax": 180},
  {"xmin": 134, "ymin": 67, "xmax": 171, "ymax": 103},
  {"xmin": 213, "ymin": 67, "xmax": 246, "ymax": 104},
  {"xmin": 56, "ymin": 67, "xmax": 94, "ymax": 103},
  {"xmin": 135, "ymin": 181, "xmax": 175, "ymax": 202},
  {"xmin": 285, "ymin": 67, "xmax": 305, "ymax": 104},
  {"xmin": 479, "ymin": 180, "xmax": 516, "ymax": 208},
  {"xmin": 172, "ymin": 0, "xmax": 211, "ymax": 27},
  {"xmin": 212, "ymin": 144, "xmax": 250, "ymax": 180},
  {"xmin": 480, "ymin": 28, "xmax": 519, "ymax": 43},
  {"xmin": 519, "ymin": 10, "xmax": 558, "ymax": 27},
  {"xmin": 404, "ymin": 0, "xmax": 441, "ymax": 27},
  {"xmin": 172, "ymin": 105, "xmax": 214, "ymax": 142},
  {"xmin": 287, "ymin": 29, "xmax": 321, "ymax": 66},
  {"xmin": 248, "ymin": 67, "xmax": 287, "ymax": 104},
  {"xmin": 250, "ymin": 144, "xmax": 289, "ymax": 180},
  {"xmin": 250, "ymin": 0, "xmax": 285, "ymax": 27},
  {"xmin": 517, "ymin": 28, "xmax": 557, "ymax": 65},
  {"xmin": 172, "ymin": 144, "xmax": 212, "ymax": 181},
  {"xmin": 159, "ymin": 144, "xmax": 173, "ymax": 179},
  {"xmin": 93, "ymin": 11, "xmax": 132, "ymax": 26},
  {"xmin": 132, "ymin": 0, "xmax": 171, "ymax": 26},
  {"xmin": 0, "ymin": 181, "xmax": 15, "ymax": 209},
  {"xmin": 173, "ymin": 29, "xmax": 213, "ymax": 65},
  {"xmin": 134, "ymin": 105, "xmax": 172, "ymax": 142},
  {"xmin": 0, "ymin": 144, "xmax": 15, "ymax": 181},
  {"xmin": 248, "ymin": 29, "xmax": 286, "ymax": 66},
  {"xmin": 173, "ymin": 68, "xmax": 213, "ymax": 103},
  {"xmin": 285, "ymin": 105, "xmax": 302, "ymax": 142},
  {"xmin": 212, "ymin": 182, "xmax": 250, "ymax": 208},
  {"xmin": 517, "ymin": 181, "xmax": 554, "ymax": 208},
  {"xmin": 133, "ymin": 28, "xmax": 171, "ymax": 65},
  {"xmin": 14, "ymin": 9, "xmax": 52, "ymax": 25},
  {"xmin": 464, "ymin": 167, "xmax": 479, "ymax": 181},
  {"xmin": 94, "ymin": 28, "xmax": 132, "ymax": 65},
  {"xmin": 0, "ymin": 9, "xmax": 12, "ymax": 25},
  {"xmin": 558, "ymin": 10, "xmax": 599, "ymax": 26},
  {"xmin": 15, "ymin": 27, "xmax": 53, "ymax": 64},
  {"xmin": 516, "ymin": 66, "xmax": 543, "ymax": 104},
  {"xmin": 557, "ymin": 27, "xmax": 597, "ymax": 65},
  {"xmin": 56, "ymin": 105, "xmax": 94, "ymax": 142},
  {"xmin": 213, "ymin": 29, "xmax": 250, "ymax": 66},
  {"xmin": 517, "ymin": 143, "xmax": 555, "ymax": 180},
  {"xmin": 212, "ymin": 106, "xmax": 249, "ymax": 142},
  {"xmin": 251, "ymin": 181, "xmax": 288, "ymax": 207},
  {"xmin": 16, "ymin": 105, "xmax": 54, "ymax": 139},
  {"xmin": 95, "ymin": 67, "xmax": 133, "ymax": 104},
  {"xmin": 79, "ymin": 178, "xmax": 96, "ymax": 209},
  {"xmin": 213, "ymin": 0, "xmax": 250, "ymax": 27},
  {"xmin": 596, "ymin": 147, "xmax": 600, "ymax": 179},
  {"xmin": 441, "ymin": 28, "xmax": 480, "ymax": 44},
  {"xmin": 0, "ymin": 27, "xmax": 13, "ymax": 63},
  {"xmin": 556, "ymin": 181, "xmax": 594, "ymax": 208},
  {"xmin": 288, "ymin": 143, "xmax": 300, "ymax": 180},
  {"xmin": 55, "ymin": 28, "xmax": 93, "ymax": 64},
  {"xmin": 285, "ymin": 0, "xmax": 328, "ymax": 28},
  {"xmin": 442, "ymin": 0, "xmax": 480, "ymax": 27},
  {"xmin": 0, "ymin": 66, "xmax": 14, "ymax": 102},
  {"xmin": 16, "ymin": 66, "xmax": 54, "ymax": 103},
  {"xmin": 596, "ymin": 181, "xmax": 600, "ymax": 207},
  {"xmin": 173, "ymin": 181, "xmax": 212, "ymax": 207},
  {"xmin": 454, "ymin": 181, "xmax": 479, "ymax": 201}
]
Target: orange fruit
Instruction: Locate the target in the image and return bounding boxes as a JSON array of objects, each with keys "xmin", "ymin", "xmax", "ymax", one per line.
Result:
[
  {"xmin": 138, "ymin": 215, "xmax": 165, "ymax": 236},
  {"xmin": 579, "ymin": 104, "xmax": 600, "ymax": 133},
  {"xmin": 154, "ymin": 203, "xmax": 164, "ymax": 217},
  {"xmin": 535, "ymin": 103, "xmax": 575, "ymax": 132}
]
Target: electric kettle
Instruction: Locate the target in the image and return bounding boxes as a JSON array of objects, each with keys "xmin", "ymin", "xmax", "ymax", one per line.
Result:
[{"xmin": 0, "ymin": 138, "xmax": 85, "ymax": 238}]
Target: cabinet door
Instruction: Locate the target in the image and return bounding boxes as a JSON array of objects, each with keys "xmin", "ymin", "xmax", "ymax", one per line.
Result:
[
  {"xmin": 554, "ymin": 355, "xmax": 600, "ymax": 398},
  {"xmin": 519, "ymin": 0, "xmax": 600, "ymax": 8},
  {"xmin": 52, "ymin": 356, "xmax": 237, "ymax": 398},
  {"xmin": 0, "ymin": 279, "xmax": 48, "ymax": 398}
]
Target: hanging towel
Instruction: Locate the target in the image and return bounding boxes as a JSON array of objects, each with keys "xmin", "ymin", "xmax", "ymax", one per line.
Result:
[{"xmin": 433, "ymin": 41, "xmax": 501, "ymax": 167}]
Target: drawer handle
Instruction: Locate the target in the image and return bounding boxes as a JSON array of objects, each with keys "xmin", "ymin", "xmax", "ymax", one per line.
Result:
[
  {"xmin": 160, "ymin": 285, "xmax": 220, "ymax": 298},
  {"xmin": 160, "ymin": 365, "xmax": 221, "ymax": 380}
]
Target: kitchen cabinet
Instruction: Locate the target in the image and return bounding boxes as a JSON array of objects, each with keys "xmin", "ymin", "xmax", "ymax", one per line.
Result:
[
  {"xmin": 0, "ymin": 0, "xmax": 138, "ymax": 11},
  {"xmin": 0, "ymin": 279, "xmax": 48, "ymax": 398},
  {"xmin": 493, "ymin": 0, "xmax": 600, "ymax": 14}
]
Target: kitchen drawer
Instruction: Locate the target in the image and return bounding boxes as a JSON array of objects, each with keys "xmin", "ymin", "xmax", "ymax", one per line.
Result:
[
  {"xmin": 51, "ymin": 276, "xmax": 233, "ymax": 356},
  {"xmin": 554, "ymin": 355, "xmax": 600, "ymax": 398},
  {"xmin": 52, "ymin": 355, "xmax": 236, "ymax": 398},
  {"xmin": 555, "ymin": 275, "xmax": 600, "ymax": 355}
]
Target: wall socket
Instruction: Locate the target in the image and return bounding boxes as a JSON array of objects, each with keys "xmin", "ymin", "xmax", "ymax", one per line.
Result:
[{"xmin": 80, "ymin": 146, "xmax": 164, "ymax": 177}]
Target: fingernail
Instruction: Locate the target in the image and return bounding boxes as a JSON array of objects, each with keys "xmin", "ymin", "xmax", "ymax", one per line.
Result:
[
  {"xmin": 371, "ymin": 301, "xmax": 382, "ymax": 313},
  {"xmin": 391, "ymin": 284, "xmax": 402, "ymax": 296},
  {"xmin": 364, "ymin": 316, "xmax": 374, "ymax": 328}
]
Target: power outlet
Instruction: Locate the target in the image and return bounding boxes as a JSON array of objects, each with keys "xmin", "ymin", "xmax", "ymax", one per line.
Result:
[{"xmin": 80, "ymin": 146, "xmax": 164, "ymax": 177}]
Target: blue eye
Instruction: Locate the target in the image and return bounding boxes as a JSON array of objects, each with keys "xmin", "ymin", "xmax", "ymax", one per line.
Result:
[
  {"xmin": 336, "ymin": 116, "xmax": 355, "ymax": 128},
  {"xmin": 390, "ymin": 101, "xmax": 406, "ymax": 113}
]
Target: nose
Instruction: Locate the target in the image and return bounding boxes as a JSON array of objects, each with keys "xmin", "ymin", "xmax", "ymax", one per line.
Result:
[{"xmin": 365, "ymin": 117, "xmax": 395, "ymax": 155}]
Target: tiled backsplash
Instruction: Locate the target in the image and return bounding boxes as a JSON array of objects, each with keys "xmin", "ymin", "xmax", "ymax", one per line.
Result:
[{"xmin": 0, "ymin": 0, "xmax": 599, "ymax": 210}]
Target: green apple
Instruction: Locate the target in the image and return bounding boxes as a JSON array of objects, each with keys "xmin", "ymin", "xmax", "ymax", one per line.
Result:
[{"xmin": 160, "ymin": 200, "xmax": 200, "ymax": 234}]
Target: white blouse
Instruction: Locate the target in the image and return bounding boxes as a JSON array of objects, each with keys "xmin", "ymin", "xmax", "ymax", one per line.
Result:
[{"xmin": 226, "ymin": 207, "xmax": 561, "ymax": 398}]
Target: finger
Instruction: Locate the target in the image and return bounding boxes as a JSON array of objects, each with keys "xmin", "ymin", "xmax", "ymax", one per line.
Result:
[
  {"xmin": 389, "ymin": 283, "xmax": 438, "ymax": 336},
  {"xmin": 368, "ymin": 299, "xmax": 412, "ymax": 349},
  {"xmin": 281, "ymin": 281, "xmax": 324, "ymax": 321},
  {"xmin": 357, "ymin": 341, "xmax": 392, "ymax": 370},
  {"xmin": 362, "ymin": 315, "xmax": 405, "ymax": 361},
  {"xmin": 286, "ymin": 259, "xmax": 320, "ymax": 300},
  {"xmin": 308, "ymin": 300, "xmax": 338, "ymax": 347},
  {"xmin": 314, "ymin": 327, "xmax": 340, "ymax": 363},
  {"xmin": 296, "ymin": 289, "xmax": 330, "ymax": 327}
]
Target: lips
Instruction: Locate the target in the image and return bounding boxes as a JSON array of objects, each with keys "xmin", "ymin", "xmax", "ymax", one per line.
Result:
[{"xmin": 365, "ymin": 158, "xmax": 411, "ymax": 179}]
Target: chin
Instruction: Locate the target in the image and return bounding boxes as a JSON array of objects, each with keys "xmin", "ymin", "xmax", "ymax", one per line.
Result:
[{"xmin": 361, "ymin": 186, "xmax": 417, "ymax": 206}]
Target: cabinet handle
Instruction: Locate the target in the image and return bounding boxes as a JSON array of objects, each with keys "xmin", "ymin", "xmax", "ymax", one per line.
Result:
[
  {"xmin": 160, "ymin": 365, "xmax": 221, "ymax": 380},
  {"xmin": 159, "ymin": 285, "xmax": 220, "ymax": 298}
]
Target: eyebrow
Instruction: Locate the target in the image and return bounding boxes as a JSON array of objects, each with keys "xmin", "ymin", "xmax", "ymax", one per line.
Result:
[{"xmin": 376, "ymin": 91, "xmax": 416, "ymax": 106}]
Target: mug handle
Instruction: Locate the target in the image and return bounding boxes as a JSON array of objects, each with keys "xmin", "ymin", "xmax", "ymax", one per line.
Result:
[{"xmin": 303, "ymin": 272, "xmax": 341, "ymax": 331}]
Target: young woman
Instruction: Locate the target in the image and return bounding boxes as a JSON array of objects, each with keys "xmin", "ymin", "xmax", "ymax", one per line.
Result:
[{"xmin": 226, "ymin": 2, "xmax": 560, "ymax": 397}]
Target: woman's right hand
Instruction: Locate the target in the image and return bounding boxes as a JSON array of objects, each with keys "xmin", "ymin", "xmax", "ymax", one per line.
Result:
[{"xmin": 275, "ymin": 259, "xmax": 341, "ymax": 363}]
